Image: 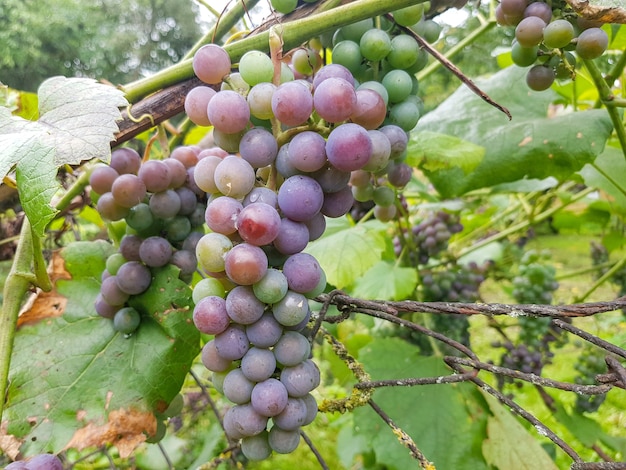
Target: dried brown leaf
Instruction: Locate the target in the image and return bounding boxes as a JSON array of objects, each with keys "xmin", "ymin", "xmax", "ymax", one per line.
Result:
[
  {"xmin": 566, "ymin": 0, "xmax": 626, "ymax": 23},
  {"xmin": 0, "ymin": 421, "xmax": 23, "ymax": 460}
]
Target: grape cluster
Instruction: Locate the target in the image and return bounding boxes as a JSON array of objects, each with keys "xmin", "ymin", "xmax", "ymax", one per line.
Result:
[
  {"xmin": 90, "ymin": 146, "xmax": 208, "ymax": 335},
  {"xmin": 4, "ymin": 454, "xmax": 62, "ymax": 470},
  {"xmin": 421, "ymin": 262, "xmax": 485, "ymax": 302},
  {"xmin": 394, "ymin": 211, "xmax": 463, "ymax": 265},
  {"xmin": 511, "ymin": 249, "xmax": 559, "ymax": 304},
  {"xmin": 496, "ymin": 341, "xmax": 550, "ymax": 388},
  {"xmin": 496, "ymin": 0, "xmax": 609, "ymax": 91},
  {"xmin": 574, "ymin": 346, "xmax": 608, "ymax": 413}
]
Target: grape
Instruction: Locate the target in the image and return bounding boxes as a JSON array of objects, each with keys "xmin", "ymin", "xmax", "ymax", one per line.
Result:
[
  {"xmin": 193, "ymin": 277, "xmax": 226, "ymax": 303},
  {"xmin": 523, "ymin": 2, "xmax": 552, "ymax": 23},
  {"xmin": 515, "ymin": 16, "xmax": 546, "ymax": 48},
  {"xmin": 282, "ymin": 253, "xmax": 322, "ymax": 294},
  {"xmin": 175, "ymin": 186, "xmax": 198, "ymax": 215},
  {"xmin": 576, "ymin": 28, "xmax": 609, "ymax": 60},
  {"xmin": 224, "ymin": 243, "xmax": 268, "ymax": 285},
  {"xmin": 193, "ymin": 155, "xmax": 222, "ymax": 194},
  {"xmin": 113, "ymin": 306, "xmax": 141, "ymax": 334},
  {"xmin": 244, "ymin": 187, "xmax": 278, "ymax": 208},
  {"xmin": 313, "ymin": 77, "xmax": 357, "ymax": 123},
  {"xmin": 379, "ymin": 125, "xmax": 408, "ymax": 159},
  {"xmin": 374, "ymin": 204, "xmax": 397, "ymax": 222},
  {"xmin": 321, "ymin": 185, "xmax": 354, "ymax": 218},
  {"xmin": 223, "ymin": 404, "xmax": 268, "ymax": 438},
  {"xmin": 205, "ymin": 196, "xmax": 243, "ymax": 235},
  {"xmin": 312, "ymin": 164, "xmax": 351, "ymax": 193},
  {"xmin": 236, "ymin": 202, "xmax": 281, "ymax": 246},
  {"xmin": 225, "ymin": 285, "xmax": 266, "ymax": 325},
  {"xmin": 111, "ymin": 174, "xmax": 147, "ymax": 208},
  {"xmin": 115, "ymin": 261, "xmax": 152, "ymax": 295},
  {"xmin": 170, "ymin": 249, "xmax": 197, "ymax": 279},
  {"xmin": 193, "ymin": 44, "xmax": 231, "ymax": 84},
  {"xmin": 326, "ymin": 123, "xmax": 373, "ymax": 172},
  {"xmin": 331, "ymin": 40, "xmax": 363, "ymax": 74},
  {"xmin": 277, "ymin": 175, "xmax": 324, "ymax": 222},
  {"xmin": 410, "ymin": 19, "xmax": 442, "ymax": 43},
  {"xmin": 223, "ymin": 368, "xmax": 256, "ymax": 404},
  {"xmin": 213, "ymin": 155, "xmax": 256, "ymax": 199},
  {"xmin": 273, "ymin": 331, "xmax": 310, "ymax": 366},
  {"xmin": 251, "ymin": 378, "xmax": 289, "ymax": 417},
  {"xmin": 363, "ymin": 130, "xmax": 392, "ymax": 172},
  {"xmin": 382, "ymin": 69, "xmax": 413, "ymax": 104},
  {"xmin": 350, "ymin": 88, "xmax": 387, "ymax": 130},
  {"xmin": 110, "ymin": 147, "xmax": 142, "ymax": 175},
  {"xmin": 253, "ymin": 268, "xmax": 289, "ymax": 304},
  {"xmin": 184, "ymin": 86, "xmax": 215, "ymax": 127},
  {"xmin": 388, "ymin": 162, "xmax": 412, "ymax": 188},
  {"xmin": 193, "ymin": 296, "xmax": 230, "ymax": 335},
  {"xmin": 241, "ymin": 431, "xmax": 273, "ymax": 460},
  {"xmin": 248, "ymin": 82, "xmax": 277, "ymax": 120},
  {"xmin": 273, "ymin": 290, "xmax": 309, "ymax": 327},
  {"xmin": 106, "ymin": 252, "xmax": 127, "ymax": 275},
  {"xmin": 138, "ymin": 159, "xmax": 171, "ymax": 193},
  {"xmin": 5, "ymin": 461, "xmax": 28, "ymax": 469},
  {"xmin": 339, "ymin": 18, "xmax": 373, "ymax": 43},
  {"xmin": 196, "ymin": 232, "xmax": 233, "ymax": 273},
  {"xmin": 171, "ymin": 146, "xmax": 199, "ymax": 167},
  {"xmin": 268, "ymin": 426, "xmax": 301, "ymax": 454},
  {"xmin": 241, "ymin": 347, "xmax": 277, "ymax": 382},
  {"xmin": 215, "ymin": 324, "xmax": 250, "ymax": 360},
  {"xmin": 239, "ymin": 50, "xmax": 274, "ymax": 86},
  {"xmin": 511, "ymin": 42, "xmax": 538, "ymax": 67},
  {"xmin": 201, "ymin": 339, "xmax": 232, "ymax": 372},
  {"xmin": 359, "ymin": 28, "xmax": 392, "ymax": 61},
  {"xmin": 280, "ymin": 359, "xmax": 320, "ymax": 397},
  {"xmin": 239, "ymin": 128, "xmax": 278, "ymax": 168},
  {"xmin": 373, "ymin": 186, "xmax": 395, "ymax": 207},
  {"xmin": 271, "ymin": 81, "xmax": 314, "ymax": 126},
  {"xmin": 542, "ymin": 19, "xmax": 574, "ymax": 49},
  {"xmin": 287, "ymin": 131, "xmax": 327, "ymax": 173},
  {"xmin": 89, "ymin": 164, "xmax": 119, "ymax": 194},
  {"xmin": 221, "ymin": 71, "xmax": 251, "ymax": 94},
  {"xmin": 393, "ymin": 4, "xmax": 424, "ymax": 26},
  {"xmin": 500, "ymin": 0, "xmax": 527, "ymax": 17},
  {"xmin": 526, "ymin": 65, "xmax": 555, "ymax": 91},
  {"xmin": 273, "ymin": 397, "xmax": 308, "ymax": 430},
  {"xmin": 100, "ymin": 275, "xmax": 129, "ymax": 306},
  {"xmin": 387, "ymin": 34, "xmax": 420, "ymax": 70},
  {"xmin": 358, "ymin": 80, "xmax": 389, "ymax": 106},
  {"xmin": 207, "ymin": 90, "xmax": 250, "ymax": 134},
  {"xmin": 120, "ymin": 234, "xmax": 142, "ymax": 261},
  {"xmin": 149, "ymin": 189, "xmax": 181, "ymax": 219},
  {"xmin": 246, "ymin": 312, "xmax": 284, "ymax": 348},
  {"xmin": 304, "ymin": 212, "xmax": 326, "ymax": 241},
  {"xmin": 301, "ymin": 393, "xmax": 318, "ymax": 425},
  {"xmin": 139, "ymin": 236, "xmax": 172, "ymax": 267}
]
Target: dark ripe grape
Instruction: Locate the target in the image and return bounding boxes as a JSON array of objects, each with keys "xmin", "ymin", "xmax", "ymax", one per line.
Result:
[
  {"xmin": 224, "ymin": 243, "xmax": 268, "ymax": 285},
  {"xmin": 171, "ymin": 146, "xmax": 199, "ymax": 168},
  {"xmin": 149, "ymin": 189, "xmax": 181, "ymax": 219},
  {"xmin": 193, "ymin": 296, "xmax": 230, "ymax": 335},
  {"xmin": 182, "ymin": 231, "xmax": 204, "ymax": 253},
  {"xmin": 175, "ymin": 186, "xmax": 197, "ymax": 216},
  {"xmin": 312, "ymin": 63, "xmax": 354, "ymax": 89},
  {"xmin": 95, "ymin": 293, "xmax": 120, "ymax": 318},
  {"xmin": 288, "ymin": 131, "xmax": 327, "ymax": 173},
  {"xmin": 363, "ymin": 130, "xmax": 391, "ymax": 172},
  {"xmin": 500, "ymin": 0, "xmax": 527, "ymax": 17},
  {"xmin": 321, "ymin": 186, "xmax": 354, "ymax": 218},
  {"xmin": 205, "ymin": 196, "xmax": 243, "ymax": 235},
  {"xmin": 271, "ymin": 81, "xmax": 313, "ymax": 127},
  {"xmin": 207, "ymin": 90, "xmax": 250, "ymax": 134},
  {"xmin": 164, "ymin": 157, "xmax": 188, "ymax": 189},
  {"xmin": 350, "ymin": 88, "xmax": 386, "ymax": 130},
  {"xmin": 273, "ymin": 331, "xmax": 311, "ymax": 366},
  {"xmin": 239, "ymin": 127, "xmax": 278, "ymax": 168},
  {"xmin": 237, "ymin": 202, "xmax": 282, "ymax": 246},
  {"xmin": 359, "ymin": 28, "xmax": 392, "ymax": 61},
  {"xmin": 331, "ymin": 40, "xmax": 363, "ymax": 74},
  {"xmin": 543, "ymin": 19, "xmax": 574, "ymax": 48},
  {"xmin": 515, "ymin": 16, "xmax": 546, "ymax": 48},
  {"xmin": 241, "ymin": 347, "xmax": 277, "ymax": 382},
  {"xmin": 170, "ymin": 249, "xmax": 197, "ymax": 278},
  {"xmin": 139, "ymin": 236, "xmax": 172, "ymax": 267},
  {"xmin": 201, "ymin": 339, "xmax": 232, "ymax": 372},
  {"xmin": 280, "ymin": 359, "xmax": 320, "ymax": 397},
  {"xmin": 313, "ymin": 77, "xmax": 357, "ymax": 123},
  {"xmin": 311, "ymin": 164, "xmax": 351, "ymax": 193},
  {"xmin": 246, "ymin": 312, "xmax": 284, "ymax": 348},
  {"xmin": 96, "ymin": 192, "xmax": 128, "ymax": 221},
  {"xmin": 111, "ymin": 174, "xmax": 147, "ymax": 208},
  {"xmin": 5, "ymin": 461, "xmax": 28, "ymax": 469},
  {"xmin": 379, "ymin": 125, "xmax": 408, "ymax": 158},
  {"xmin": 273, "ymin": 397, "xmax": 308, "ymax": 431},
  {"xmin": 110, "ymin": 147, "xmax": 142, "ymax": 175},
  {"xmin": 326, "ymin": 123, "xmax": 373, "ymax": 172},
  {"xmin": 251, "ymin": 378, "xmax": 289, "ymax": 417},
  {"xmin": 244, "ymin": 187, "xmax": 278, "ymax": 208},
  {"xmin": 90, "ymin": 165, "xmax": 119, "ymax": 194},
  {"xmin": 138, "ymin": 159, "xmax": 171, "ymax": 193},
  {"xmin": 278, "ymin": 175, "xmax": 324, "ymax": 222},
  {"xmin": 282, "ymin": 253, "xmax": 322, "ymax": 294},
  {"xmin": 275, "ymin": 143, "xmax": 300, "ymax": 179},
  {"xmin": 215, "ymin": 324, "xmax": 250, "ymax": 360},
  {"xmin": 241, "ymin": 431, "xmax": 272, "ymax": 461},
  {"xmin": 113, "ymin": 306, "xmax": 141, "ymax": 334},
  {"xmin": 524, "ymin": 2, "xmax": 552, "ymax": 24},
  {"xmin": 511, "ymin": 42, "xmax": 538, "ymax": 67},
  {"xmin": 305, "ymin": 212, "xmax": 326, "ymax": 241},
  {"xmin": 193, "ymin": 44, "xmax": 231, "ymax": 85},
  {"xmin": 22, "ymin": 454, "xmax": 63, "ymax": 470},
  {"xmin": 190, "ymin": 154, "xmax": 220, "ymax": 194},
  {"xmin": 388, "ymin": 162, "xmax": 412, "ymax": 188},
  {"xmin": 184, "ymin": 86, "xmax": 215, "ymax": 127},
  {"xmin": 225, "ymin": 285, "xmax": 265, "ymax": 325},
  {"xmin": 115, "ymin": 261, "xmax": 152, "ymax": 295},
  {"xmin": 248, "ymin": 82, "xmax": 277, "ymax": 120},
  {"xmin": 268, "ymin": 426, "xmax": 301, "ymax": 454},
  {"xmin": 213, "ymin": 155, "xmax": 256, "ymax": 199},
  {"xmin": 272, "ymin": 219, "xmax": 310, "ymax": 257},
  {"xmin": 301, "ymin": 393, "xmax": 317, "ymax": 425},
  {"xmin": 224, "ymin": 404, "xmax": 268, "ymax": 439},
  {"xmin": 576, "ymin": 28, "xmax": 609, "ymax": 60},
  {"xmin": 223, "ymin": 368, "xmax": 255, "ymax": 404},
  {"xmin": 526, "ymin": 65, "xmax": 555, "ymax": 91},
  {"xmin": 272, "ymin": 290, "xmax": 309, "ymax": 327},
  {"xmin": 120, "ymin": 234, "xmax": 142, "ymax": 261},
  {"xmin": 101, "ymin": 275, "xmax": 130, "ymax": 306}
]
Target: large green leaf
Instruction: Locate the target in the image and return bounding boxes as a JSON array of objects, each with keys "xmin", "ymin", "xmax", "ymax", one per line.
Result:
[
  {"xmin": 350, "ymin": 338, "xmax": 490, "ymax": 470},
  {"xmin": 414, "ymin": 66, "xmax": 613, "ymax": 198},
  {"xmin": 578, "ymin": 146, "xmax": 626, "ymax": 215},
  {"xmin": 1, "ymin": 241, "xmax": 200, "ymax": 457},
  {"xmin": 351, "ymin": 261, "xmax": 417, "ymax": 300},
  {"xmin": 0, "ymin": 77, "xmax": 127, "ymax": 237},
  {"xmin": 305, "ymin": 218, "xmax": 386, "ymax": 289}
]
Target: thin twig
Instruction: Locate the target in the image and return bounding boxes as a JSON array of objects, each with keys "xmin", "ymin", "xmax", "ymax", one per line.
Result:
[
  {"xmin": 189, "ymin": 369, "xmax": 225, "ymax": 430},
  {"xmin": 570, "ymin": 463, "xmax": 626, "ymax": 470},
  {"xmin": 354, "ymin": 371, "xmax": 476, "ymax": 389},
  {"xmin": 157, "ymin": 441, "xmax": 174, "ymax": 470},
  {"xmin": 300, "ymin": 429, "xmax": 330, "ymax": 470},
  {"xmin": 553, "ymin": 319, "xmax": 626, "ymax": 360}
]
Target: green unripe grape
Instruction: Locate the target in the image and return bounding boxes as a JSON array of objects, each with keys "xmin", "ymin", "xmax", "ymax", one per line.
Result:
[
  {"xmin": 511, "ymin": 42, "xmax": 538, "ymax": 67},
  {"xmin": 242, "ymin": 431, "xmax": 272, "ymax": 460},
  {"xmin": 382, "ymin": 69, "xmax": 413, "ymax": 103},
  {"xmin": 352, "ymin": 184, "xmax": 374, "ymax": 203},
  {"xmin": 340, "ymin": 18, "xmax": 373, "ymax": 42},
  {"xmin": 389, "ymin": 99, "xmax": 421, "ymax": 132},
  {"xmin": 305, "ymin": 269, "xmax": 327, "ymax": 298},
  {"xmin": 292, "ymin": 48, "xmax": 322, "ymax": 75},
  {"xmin": 542, "ymin": 19, "xmax": 574, "ymax": 49},
  {"xmin": 239, "ymin": 51, "xmax": 274, "ymax": 86},
  {"xmin": 392, "ymin": 4, "xmax": 425, "ymax": 26},
  {"xmin": 411, "ymin": 19, "xmax": 442, "ymax": 44},
  {"xmin": 193, "ymin": 277, "xmax": 226, "ymax": 303},
  {"xmin": 106, "ymin": 252, "xmax": 127, "ymax": 276},
  {"xmin": 126, "ymin": 203, "xmax": 154, "ymax": 232},
  {"xmin": 221, "ymin": 72, "xmax": 250, "ymax": 94},
  {"xmin": 280, "ymin": 62, "xmax": 294, "ymax": 83},
  {"xmin": 373, "ymin": 186, "xmax": 395, "ymax": 207},
  {"xmin": 360, "ymin": 29, "xmax": 392, "ymax": 61},
  {"xmin": 113, "ymin": 306, "xmax": 141, "ymax": 334},
  {"xmin": 332, "ymin": 40, "xmax": 363, "ymax": 74},
  {"xmin": 271, "ymin": 0, "xmax": 297, "ymax": 14},
  {"xmin": 387, "ymin": 34, "xmax": 420, "ymax": 70},
  {"xmin": 408, "ymin": 47, "xmax": 429, "ymax": 73},
  {"xmin": 253, "ymin": 268, "xmax": 288, "ymax": 304}
]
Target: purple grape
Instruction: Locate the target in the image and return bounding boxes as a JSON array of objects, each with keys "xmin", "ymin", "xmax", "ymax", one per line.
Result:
[
  {"xmin": 110, "ymin": 147, "xmax": 142, "ymax": 175},
  {"xmin": 282, "ymin": 253, "xmax": 322, "ymax": 294},
  {"xmin": 225, "ymin": 285, "xmax": 266, "ymax": 325},
  {"xmin": 111, "ymin": 174, "xmax": 147, "ymax": 208},
  {"xmin": 326, "ymin": 123, "xmax": 373, "ymax": 172},
  {"xmin": 214, "ymin": 324, "xmax": 250, "ymax": 360},
  {"xmin": 241, "ymin": 347, "xmax": 277, "ymax": 382},
  {"xmin": 272, "ymin": 397, "xmax": 308, "ymax": 431},
  {"xmin": 280, "ymin": 359, "xmax": 321, "ymax": 397},
  {"xmin": 239, "ymin": 128, "xmax": 278, "ymax": 168},
  {"xmin": 201, "ymin": 339, "xmax": 232, "ymax": 372},
  {"xmin": 205, "ymin": 196, "xmax": 243, "ymax": 235},
  {"xmin": 236, "ymin": 202, "xmax": 281, "ymax": 246},
  {"xmin": 273, "ymin": 218, "xmax": 310, "ymax": 255},
  {"xmin": 243, "ymin": 187, "xmax": 278, "ymax": 207},
  {"xmin": 251, "ymin": 378, "xmax": 289, "ymax": 417},
  {"xmin": 207, "ymin": 90, "xmax": 250, "ymax": 134},
  {"xmin": 313, "ymin": 77, "xmax": 357, "ymax": 123},
  {"xmin": 268, "ymin": 426, "xmax": 301, "ymax": 454},
  {"xmin": 138, "ymin": 159, "xmax": 172, "ymax": 193},
  {"xmin": 193, "ymin": 44, "xmax": 232, "ymax": 85},
  {"xmin": 271, "ymin": 81, "xmax": 313, "ymax": 127},
  {"xmin": 115, "ymin": 261, "xmax": 152, "ymax": 295},
  {"xmin": 193, "ymin": 296, "xmax": 231, "ymax": 335},
  {"xmin": 312, "ymin": 63, "xmax": 354, "ymax": 89},
  {"xmin": 321, "ymin": 185, "xmax": 354, "ymax": 218},
  {"xmin": 272, "ymin": 290, "xmax": 309, "ymax": 327},
  {"xmin": 100, "ymin": 275, "xmax": 130, "ymax": 306},
  {"xmin": 223, "ymin": 404, "xmax": 268, "ymax": 439},
  {"xmin": 224, "ymin": 243, "xmax": 268, "ymax": 285},
  {"xmin": 139, "ymin": 236, "xmax": 172, "ymax": 267},
  {"xmin": 223, "ymin": 368, "xmax": 255, "ymax": 404},
  {"xmin": 287, "ymin": 131, "xmax": 327, "ymax": 173},
  {"xmin": 277, "ymin": 175, "xmax": 324, "ymax": 222},
  {"xmin": 246, "ymin": 312, "xmax": 284, "ymax": 348},
  {"xmin": 89, "ymin": 165, "xmax": 119, "ymax": 194},
  {"xmin": 23, "ymin": 454, "xmax": 63, "ymax": 470},
  {"xmin": 273, "ymin": 331, "xmax": 311, "ymax": 366}
]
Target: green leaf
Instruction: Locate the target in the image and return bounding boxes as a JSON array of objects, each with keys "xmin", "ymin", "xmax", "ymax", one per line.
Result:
[
  {"xmin": 553, "ymin": 403, "xmax": 605, "ymax": 448},
  {"xmin": 2, "ymin": 241, "xmax": 199, "ymax": 457},
  {"xmin": 0, "ymin": 77, "xmax": 127, "ymax": 237},
  {"xmin": 351, "ymin": 261, "xmax": 417, "ymax": 300},
  {"xmin": 351, "ymin": 338, "xmax": 490, "ymax": 470},
  {"xmin": 578, "ymin": 146, "xmax": 626, "ymax": 215},
  {"xmin": 406, "ymin": 130, "xmax": 485, "ymax": 173},
  {"xmin": 482, "ymin": 391, "xmax": 559, "ymax": 470},
  {"xmin": 305, "ymin": 218, "xmax": 386, "ymax": 289},
  {"xmin": 414, "ymin": 66, "xmax": 613, "ymax": 198}
]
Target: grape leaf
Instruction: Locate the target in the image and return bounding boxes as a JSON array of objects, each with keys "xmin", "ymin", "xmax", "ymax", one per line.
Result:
[
  {"xmin": 0, "ymin": 77, "xmax": 127, "ymax": 237},
  {"xmin": 305, "ymin": 218, "xmax": 386, "ymax": 289},
  {"xmin": 0, "ymin": 241, "xmax": 200, "ymax": 457},
  {"xmin": 406, "ymin": 130, "xmax": 485, "ymax": 173},
  {"xmin": 482, "ymin": 391, "xmax": 559, "ymax": 470},
  {"xmin": 414, "ymin": 66, "xmax": 613, "ymax": 198},
  {"xmin": 351, "ymin": 261, "xmax": 417, "ymax": 300},
  {"xmin": 578, "ymin": 146, "xmax": 626, "ymax": 215},
  {"xmin": 351, "ymin": 338, "xmax": 490, "ymax": 470}
]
